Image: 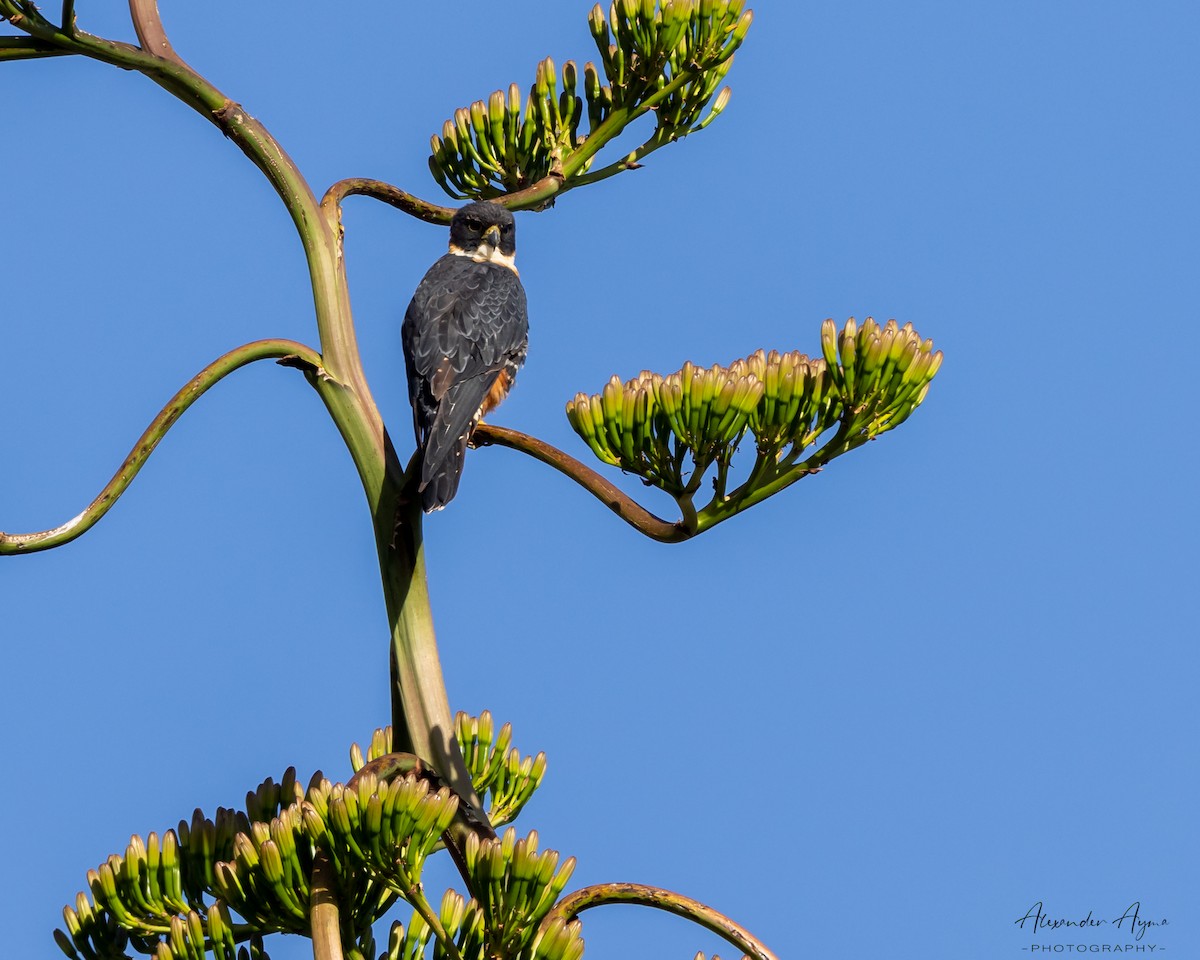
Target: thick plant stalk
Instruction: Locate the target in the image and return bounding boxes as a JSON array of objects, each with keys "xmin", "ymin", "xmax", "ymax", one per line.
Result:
[
  {"xmin": 375, "ymin": 474, "xmax": 484, "ymax": 810},
  {"xmin": 310, "ymin": 851, "xmax": 345, "ymax": 960},
  {"xmin": 0, "ymin": 3, "xmax": 479, "ymax": 815}
]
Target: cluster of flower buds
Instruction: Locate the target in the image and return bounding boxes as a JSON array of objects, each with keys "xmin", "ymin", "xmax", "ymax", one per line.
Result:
[
  {"xmin": 378, "ymin": 891, "xmax": 486, "ymax": 960},
  {"xmin": 428, "ymin": 64, "xmax": 576, "ymax": 199},
  {"xmin": 819, "ymin": 317, "xmax": 942, "ymax": 438},
  {"xmin": 428, "ymin": 1, "xmax": 752, "ymax": 200},
  {"xmin": 349, "ymin": 722, "xmax": 394, "ymax": 770},
  {"xmin": 734, "ymin": 348, "xmax": 842, "ymax": 453},
  {"xmin": 210, "ymin": 804, "xmax": 315, "ymax": 935},
  {"xmin": 376, "ymin": 830, "xmax": 579, "ymax": 960},
  {"xmin": 588, "ymin": 0, "xmax": 748, "ymax": 135},
  {"xmin": 464, "ymin": 828, "xmax": 579, "ymax": 960},
  {"xmin": 308, "ymin": 772, "xmax": 459, "ymax": 889},
  {"xmin": 455, "ymin": 711, "xmax": 548, "ymax": 827},
  {"xmin": 566, "ymin": 363, "xmax": 764, "ymax": 495},
  {"xmin": 566, "ymin": 319, "xmax": 942, "ymax": 519},
  {"xmin": 55, "ymin": 786, "xmax": 308, "ymax": 960},
  {"xmin": 56, "ymin": 719, "xmax": 556, "ymax": 960},
  {"xmin": 351, "ymin": 715, "xmax": 547, "ymax": 830}
]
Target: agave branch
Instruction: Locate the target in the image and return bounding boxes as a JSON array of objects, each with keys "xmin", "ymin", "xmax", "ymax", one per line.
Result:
[
  {"xmin": 470, "ymin": 423, "xmax": 692, "ymax": 542},
  {"xmin": 427, "ymin": 0, "xmax": 753, "ymax": 202},
  {"xmin": 321, "ymin": 178, "xmax": 458, "ymax": 227},
  {"xmin": 545, "ymin": 882, "xmax": 779, "ymax": 960},
  {"xmin": 0, "ymin": 340, "xmax": 325, "ymax": 555},
  {"xmin": 0, "ymin": 2, "xmax": 361, "ymax": 385},
  {"xmin": 0, "ymin": 34, "xmax": 74, "ymax": 59},
  {"xmin": 561, "ymin": 318, "xmax": 943, "ymax": 535},
  {"xmin": 323, "ymin": 0, "xmax": 754, "ymax": 225},
  {"xmin": 2, "ymin": 0, "xmax": 484, "ymax": 825},
  {"xmin": 476, "ymin": 320, "xmax": 942, "ymax": 541}
]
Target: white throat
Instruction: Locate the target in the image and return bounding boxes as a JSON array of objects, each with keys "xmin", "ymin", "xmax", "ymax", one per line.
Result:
[{"xmin": 449, "ymin": 243, "xmax": 519, "ymax": 275}]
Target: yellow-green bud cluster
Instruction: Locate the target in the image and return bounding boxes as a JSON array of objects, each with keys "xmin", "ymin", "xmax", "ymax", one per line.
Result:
[
  {"xmin": 456, "ymin": 710, "xmax": 547, "ymax": 828},
  {"xmin": 56, "ymin": 799, "xmax": 306, "ymax": 960},
  {"xmin": 349, "ymin": 725, "xmax": 395, "ymax": 772},
  {"xmin": 530, "ymin": 916, "xmax": 586, "ymax": 960},
  {"xmin": 349, "ymin": 715, "xmax": 548, "ymax": 829},
  {"xmin": 589, "ymin": 0, "xmax": 750, "ymax": 139},
  {"xmin": 428, "ymin": 2, "xmax": 752, "ymax": 200},
  {"xmin": 565, "ymin": 362, "xmax": 765, "ymax": 494},
  {"xmin": 380, "ymin": 891, "xmax": 488, "ymax": 960},
  {"xmin": 53, "ymin": 754, "xmax": 484, "ymax": 960},
  {"xmin": 54, "ymin": 725, "xmax": 571, "ymax": 960},
  {"xmin": 565, "ymin": 320, "xmax": 941, "ymax": 516},
  {"xmin": 464, "ymin": 828, "xmax": 578, "ymax": 960},
  {"xmin": 58, "ymin": 884, "xmax": 129, "ymax": 959},
  {"xmin": 243, "ymin": 767, "xmax": 305, "ymax": 826},
  {"xmin": 820, "ymin": 317, "xmax": 943, "ymax": 439},
  {"xmin": 733, "ymin": 348, "xmax": 840, "ymax": 452},
  {"xmin": 208, "ymin": 802, "xmax": 313, "ymax": 933},
  {"xmin": 377, "ymin": 829, "xmax": 580, "ymax": 960},
  {"xmin": 429, "ymin": 59, "xmax": 583, "ymax": 199},
  {"xmin": 307, "ymin": 772, "xmax": 459, "ymax": 890},
  {"xmin": 381, "ymin": 914, "xmax": 432, "ymax": 960}
]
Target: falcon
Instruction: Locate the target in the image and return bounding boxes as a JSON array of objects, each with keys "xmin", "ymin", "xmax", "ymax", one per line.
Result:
[{"xmin": 401, "ymin": 201, "xmax": 529, "ymax": 512}]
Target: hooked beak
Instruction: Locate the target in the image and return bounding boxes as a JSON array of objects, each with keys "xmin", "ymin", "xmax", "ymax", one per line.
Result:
[{"xmin": 483, "ymin": 224, "xmax": 501, "ymax": 248}]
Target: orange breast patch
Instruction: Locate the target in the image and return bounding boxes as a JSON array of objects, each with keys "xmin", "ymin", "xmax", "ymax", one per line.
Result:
[{"xmin": 481, "ymin": 368, "xmax": 514, "ymax": 416}]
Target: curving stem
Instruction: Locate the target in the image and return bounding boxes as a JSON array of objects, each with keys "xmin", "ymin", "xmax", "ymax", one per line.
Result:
[
  {"xmin": 319, "ymin": 172, "xmax": 568, "ymax": 229},
  {"xmin": 127, "ymin": 0, "xmax": 182, "ymax": 64},
  {"xmin": 0, "ymin": 339, "xmax": 324, "ymax": 554},
  {"xmin": 545, "ymin": 882, "xmax": 779, "ymax": 960},
  {"xmin": 322, "ymin": 179, "xmax": 456, "ymax": 225},
  {"xmin": 470, "ymin": 423, "xmax": 692, "ymax": 543},
  {"xmin": 1, "ymin": 12, "xmax": 484, "ymax": 827}
]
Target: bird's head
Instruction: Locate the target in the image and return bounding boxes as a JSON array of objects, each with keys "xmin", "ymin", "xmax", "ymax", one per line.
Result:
[{"xmin": 448, "ymin": 201, "xmax": 517, "ymax": 269}]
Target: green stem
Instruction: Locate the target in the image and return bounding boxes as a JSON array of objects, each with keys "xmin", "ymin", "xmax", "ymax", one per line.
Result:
[
  {"xmin": 406, "ymin": 886, "xmax": 466, "ymax": 960},
  {"xmin": 0, "ymin": 36, "xmax": 74, "ymax": 59},
  {"xmin": 568, "ymin": 132, "xmax": 671, "ymax": 188},
  {"xmin": 561, "ymin": 67, "xmax": 699, "ymax": 181},
  {"xmin": 544, "ymin": 882, "xmax": 778, "ymax": 960},
  {"xmin": 3, "ymin": 11, "xmax": 480, "ymax": 820},
  {"xmin": 694, "ymin": 421, "xmax": 858, "ymax": 533},
  {"xmin": 311, "ymin": 851, "xmax": 345, "ymax": 960},
  {"xmin": 0, "ymin": 339, "xmax": 323, "ymax": 555},
  {"xmin": 373, "ymin": 486, "xmax": 486, "ymax": 813},
  {"xmin": 674, "ymin": 488, "xmax": 699, "ymax": 535}
]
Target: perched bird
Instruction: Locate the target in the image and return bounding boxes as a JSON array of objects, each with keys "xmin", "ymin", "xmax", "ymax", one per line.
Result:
[{"xmin": 401, "ymin": 201, "xmax": 529, "ymax": 512}]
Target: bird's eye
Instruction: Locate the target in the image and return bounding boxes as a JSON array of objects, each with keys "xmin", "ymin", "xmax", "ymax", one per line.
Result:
[
  {"xmin": 502, "ymin": 224, "xmax": 514, "ymax": 235},
  {"xmin": 464, "ymin": 218, "xmax": 481, "ymax": 230}
]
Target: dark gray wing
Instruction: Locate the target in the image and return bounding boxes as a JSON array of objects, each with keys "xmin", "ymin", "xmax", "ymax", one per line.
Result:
[{"xmin": 402, "ymin": 254, "xmax": 528, "ymax": 510}]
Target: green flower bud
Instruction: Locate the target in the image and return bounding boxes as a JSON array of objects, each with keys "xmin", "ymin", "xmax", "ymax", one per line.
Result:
[
  {"xmin": 588, "ymin": 3, "xmax": 608, "ymax": 45},
  {"xmin": 731, "ymin": 9, "xmax": 753, "ymax": 44},
  {"xmin": 186, "ymin": 910, "xmax": 205, "ymax": 952},
  {"xmin": 52, "ymin": 928, "xmax": 79, "ymax": 960}
]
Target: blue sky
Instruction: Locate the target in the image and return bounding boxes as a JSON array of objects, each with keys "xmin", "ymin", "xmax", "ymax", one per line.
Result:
[{"xmin": 3, "ymin": 2, "xmax": 1197, "ymax": 959}]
